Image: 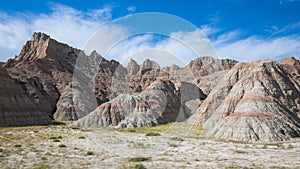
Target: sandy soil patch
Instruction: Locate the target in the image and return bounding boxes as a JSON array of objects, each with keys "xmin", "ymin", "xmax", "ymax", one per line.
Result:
[{"xmin": 0, "ymin": 122, "xmax": 299, "ymax": 169}]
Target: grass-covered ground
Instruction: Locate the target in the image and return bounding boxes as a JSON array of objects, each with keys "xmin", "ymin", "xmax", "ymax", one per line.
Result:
[{"xmin": 0, "ymin": 122, "xmax": 299, "ymax": 169}]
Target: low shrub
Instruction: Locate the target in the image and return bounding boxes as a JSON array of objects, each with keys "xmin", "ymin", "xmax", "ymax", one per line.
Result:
[
  {"xmin": 145, "ymin": 132, "xmax": 160, "ymax": 136},
  {"xmin": 135, "ymin": 163, "xmax": 146, "ymax": 169},
  {"xmin": 128, "ymin": 157, "xmax": 151, "ymax": 162},
  {"xmin": 58, "ymin": 144, "xmax": 66, "ymax": 148},
  {"xmin": 86, "ymin": 151, "xmax": 94, "ymax": 155}
]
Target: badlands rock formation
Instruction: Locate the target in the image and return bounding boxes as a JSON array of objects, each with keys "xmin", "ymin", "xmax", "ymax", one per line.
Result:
[
  {"xmin": 3, "ymin": 32, "xmax": 224, "ymax": 122},
  {"xmin": 188, "ymin": 59, "xmax": 300, "ymax": 142},
  {"xmin": 174, "ymin": 82, "xmax": 207, "ymax": 119},
  {"xmin": 4, "ymin": 32, "xmax": 125, "ymax": 120},
  {"xmin": 0, "ymin": 63, "xmax": 52, "ymax": 126},
  {"xmin": 4, "ymin": 32, "xmax": 79, "ymax": 115},
  {"xmin": 2, "ymin": 32, "xmax": 300, "ymax": 143},
  {"xmin": 72, "ymin": 80, "xmax": 181, "ymax": 128},
  {"xmin": 53, "ymin": 82, "xmax": 96, "ymax": 121},
  {"xmin": 281, "ymin": 57, "xmax": 300, "ymax": 86}
]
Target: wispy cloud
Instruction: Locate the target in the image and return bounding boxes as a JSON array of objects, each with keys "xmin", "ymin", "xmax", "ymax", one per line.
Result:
[
  {"xmin": 200, "ymin": 24, "xmax": 219, "ymax": 36},
  {"xmin": 0, "ymin": 4, "xmax": 113, "ymax": 61},
  {"xmin": 215, "ymin": 34, "xmax": 300, "ymax": 62},
  {"xmin": 264, "ymin": 22, "xmax": 300, "ymax": 36},
  {"xmin": 213, "ymin": 30, "xmax": 241, "ymax": 46},
  {"xmin": 127, "ymin": 6, "xmax": 136, "ymax": 13}
]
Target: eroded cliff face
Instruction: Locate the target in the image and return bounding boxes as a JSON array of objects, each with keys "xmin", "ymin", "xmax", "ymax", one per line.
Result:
[
  {"xmin": 0, "ymin": 63, "xmax": 52, "ymax": 126},
  {"xmin": 5, "ymin": 32, "xmax": 79, "ymax": 115},
  {"xmin": 188, "ymin": 59, "xmax": 300, "ymax": 142},
  {"xmin": 72, "ymin": 80, "xmax": 182, "ymax": 128},
  {"xmin": 4, "ymin": 33, "xmax": 125, "ymax": 119}
]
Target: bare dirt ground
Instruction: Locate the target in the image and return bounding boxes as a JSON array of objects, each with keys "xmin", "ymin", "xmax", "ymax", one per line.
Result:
[{"xmin": 0, "ymin": 122, "xmax": 299, "ymax": 169}]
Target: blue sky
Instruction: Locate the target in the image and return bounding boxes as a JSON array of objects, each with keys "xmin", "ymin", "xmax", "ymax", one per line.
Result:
[{"xmin": 0, "ymin": 0, "xmax": 300, "ymax": 64}]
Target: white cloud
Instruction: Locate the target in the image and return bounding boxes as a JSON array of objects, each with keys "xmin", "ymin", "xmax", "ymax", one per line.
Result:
[
  {"xmin": 213, "ymin": 30, "xmax": 240, "ymax": 46},
  {"xmin": 83, "ymin": 24, "xmax": 130, "ymax": 56},
  {"xmin": 1, "ymin": 4, "xmax": 299, "ymax": 65},
  {"xmin": 103, "ymin": 29, "xmax": 217, "ymax": 67},
  {"xmin": 191, "ymin": 24, "xmax": 300, "ymax": 62},
  {"xmin": 200, "ymin": 24, "xmax": 219, "ymax": 36},
  {"xmin": 215, "ymin": 34, "xmax": 300, "ymax": 62},
  {"xmin": 169, "ymin": 29, "xmax": 217, "ymax": 57},
  {"xmin": 0, "ymin": 6, "xmax": 216, "ymax": 66},
  {"xmin": 0, "ymin": 4, "xmax": 113, "ymax": 61},
  {"xmin": 127, "ymin": 6, "xmax": 136, "ymax": 13}
]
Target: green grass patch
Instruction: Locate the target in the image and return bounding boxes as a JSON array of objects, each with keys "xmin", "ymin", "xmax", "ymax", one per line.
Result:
[
  {"xmin": 128, "ymin": 157, "xmax": 151, "ymax": 162},
  {"xmin": 86, "ymin": 151, "xmax": 94, "ymax": 156},
  {"xmin": 170, "ymin": 137, "xmax": 184, "ymax": 141},
  {"xmin": 53, "ymin": 139, "xmax": 60, "ymax": 142},
  {"xmin": 262, "ymin": 144, "xmax": 268, "ymax": 149},
  {"xmin": 116, "ymin": 122, "xmax": 174, "ymax": 133},
  {"xmin": 13, "ymin": 144, "xmax": 22, "ymax": 147},
  {"xmin": 78, "ymin": 136, "xmax": 86, "ymax": 139},
  {"xmin": 186, "ymin": 124, "xmax": 204, "ymax": 138},
  {"xmin": 32, "ymin": 162, "xmax": 50, "ymax": 169},
  {"xmin": 58, "ymin": 144, "xmax": 66, "ymax": 148},
  {"xmin": 218, "ymin": 138, "xmax": 249, "ymax": 144},
  {"xmin": 49, "ymin": 136, "xmax": 62, "ymax": 140},
  {"xmin": 116, "ymin": 122, "xmax": 204, "ymax": 138},
  {"xmin": 129, "ymin": 142, "xmax": 150, "ymax": 148},
  {"xmin": 262, "ymin": 143, "xmax": 284, "ymax": 148},
  {"xmin": 127, "ymin": 129, "xmax": 137, "ymax": 132},
  {"xmin": 287, "ymin": 144, "xmax": 294, "ymax": 149},
  {"xmin": 135, "ymin": 163, "xmax": 146, "ymax": 169},
  {"xmin": 168, "ymin": 143, "xmax": 178, "ymax": 147},
  {"xmin": 145, "ymin": 132, "xmax": 160, "ymax": 136},
  {"xmin": 234, "ymin": 150, "xmax": 247, "ymax": 154},
  {"xmin": 51, "ymin": 121, "xmax": 67, "ymax": 126}
]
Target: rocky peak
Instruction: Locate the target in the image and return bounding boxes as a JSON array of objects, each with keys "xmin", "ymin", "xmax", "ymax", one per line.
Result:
[
  {"xmin": 11, "ymin": 32, "xmax": 79, "ymax": 66},
  {"xmin": 89, "ymin": 50, "xmax": 104, "ymax": 62},
  {"xmin": 31, "ymin": 32, "xmax": 50, "ymax": 43},
  {"xmin": 187, "ymin": 56, "xmax": 238, "ymax": 76},
  {"xmin": 280, "ymin": 57, "xmax": 300, "ymax": 67},
  {"xmin": 169, "ymin": 64, "xmax": 181, "ymax": 70},
  {"xmin": 127, "ymin": 58, "xmax": 140, "ymax": 75},
  {"xmin": 16, "ymin": 32, "xmax": 51, "ymax": 62},
  {"xmin": 140, "ymin": 59, "xmax": 160, "ymax": 74},
  {"xmin": 280, "ymin": 57, "xmax": 300, "ymax": 83}
]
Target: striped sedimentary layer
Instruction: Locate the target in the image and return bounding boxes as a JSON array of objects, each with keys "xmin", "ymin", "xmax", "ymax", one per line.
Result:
[
  {"xmin": 188, "ymin": 59, "xmax": 300, "ymax": 142},
  {"xmin": 72, "ymin": 80, "xmax": 181, "ymax": 128},
  {"xmin": 0, "ymin": 63, "xmax": 52, "ymax": 127}
]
